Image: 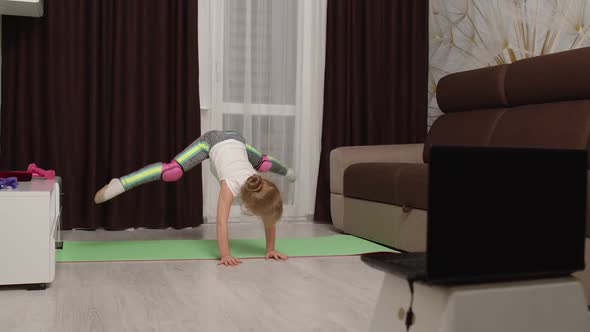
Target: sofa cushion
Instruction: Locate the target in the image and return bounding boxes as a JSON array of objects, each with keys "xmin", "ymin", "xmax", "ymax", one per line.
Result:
[
  {"xmin": 344, "ymin": 163, "xmax": 397, "ymax": 205},
  {"xmin": 490, "ymin": 100, "xmax": 590, "ymax": 154},
  {"xmin": 395, "ymin": 163, "xmax": 429, "ymax": 210},
  {"xmin": 505, "ymin": 47, "xmax": 590, "ymax": 106},
  {"xmin": 330, "ymin": 144, "xmax": 424, "ymax": 195},
  {"xmin": 423, "ymin": 109, "xmax": 506, "ymax": 163},
  {"xmin": 343, "ymin": 163, "xmax": 428, "ymax": 210},
  {"xmin": 436, "ymin": 64, "xmax": 509, "ymax": 113}
]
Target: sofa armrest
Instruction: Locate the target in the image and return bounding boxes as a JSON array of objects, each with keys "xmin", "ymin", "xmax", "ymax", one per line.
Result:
[{"xmin": 330, "ymin": 143, "xmax": 424, "ymax": 194}]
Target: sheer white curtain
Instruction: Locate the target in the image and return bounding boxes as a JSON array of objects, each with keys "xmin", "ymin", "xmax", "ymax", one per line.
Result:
[{"xmin": 199, "ymin": 0, "xmax": 327, "ymax": 221}]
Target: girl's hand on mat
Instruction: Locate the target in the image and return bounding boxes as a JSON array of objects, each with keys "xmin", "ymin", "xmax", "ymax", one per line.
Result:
[
  {"xmin": 218, "ymin": 256, "xmax": 242, "ymax": 266},
  {"xmin": 265, "ymin": 250, "xmax": 288, "ymax": 261}
]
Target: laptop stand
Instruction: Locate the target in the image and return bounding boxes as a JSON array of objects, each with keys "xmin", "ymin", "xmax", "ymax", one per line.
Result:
[{"xmin": 370, "ymin": 272, "xmax": 590, "ymax": 332}]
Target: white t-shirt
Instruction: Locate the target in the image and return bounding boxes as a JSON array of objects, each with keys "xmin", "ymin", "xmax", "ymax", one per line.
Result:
[{"xmin": 209, "ymin": 139, "xmax": 257, "ymax": 197}]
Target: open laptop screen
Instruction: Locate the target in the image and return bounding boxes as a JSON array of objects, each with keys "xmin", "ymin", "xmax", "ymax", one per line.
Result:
[{"xmin": 426, "ymin": 146, "xmax": 587, "ymax": 283}]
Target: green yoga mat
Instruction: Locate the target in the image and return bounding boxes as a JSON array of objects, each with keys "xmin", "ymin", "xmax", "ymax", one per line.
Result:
[{"xmin": 56, "ymin": 235, "xmax": 396, "ymax": 262}]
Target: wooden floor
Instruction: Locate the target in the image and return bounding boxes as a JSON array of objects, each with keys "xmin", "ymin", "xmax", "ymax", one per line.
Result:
[{"xmin": 0, "ymin": 223, "xmax": 387, "ymax": 332}]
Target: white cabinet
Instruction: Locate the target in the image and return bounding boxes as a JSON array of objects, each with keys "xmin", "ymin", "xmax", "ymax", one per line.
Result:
[
  {"xmin": 0, "ymin": 0, "xmax": 44, "ymax": 17},
  {"xmin": 0, "ymin": 178, "xmax": 60, "ymax": 289}
]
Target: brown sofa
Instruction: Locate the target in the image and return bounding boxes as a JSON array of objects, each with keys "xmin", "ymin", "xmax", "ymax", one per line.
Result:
[{"xmin": 330, "ymin": 47, "xmax": 590, "ymax": 304}]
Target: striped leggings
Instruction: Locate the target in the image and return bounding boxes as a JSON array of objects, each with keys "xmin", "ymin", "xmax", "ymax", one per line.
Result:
[{"xmin": 119, "ymin": 130, "xmax": 289, "ymax": 190}]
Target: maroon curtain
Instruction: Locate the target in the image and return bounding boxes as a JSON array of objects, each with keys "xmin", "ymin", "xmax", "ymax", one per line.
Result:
[
  {"xmin": 0, "ymin": 0, "xmax": 203, "ymax": 229},
  {"xmin": 314, "ymin": 0, "xmax": 429, "ymax": 222}
]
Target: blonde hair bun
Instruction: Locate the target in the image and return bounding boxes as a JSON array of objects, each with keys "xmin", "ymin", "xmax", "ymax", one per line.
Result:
[
  {"xmin": 240, "ymin": 175, "xmax": 283, "ymax": 223},
  {"xmin": 246, "ymin": 175, "xmax": 263, "ymax": 192}
]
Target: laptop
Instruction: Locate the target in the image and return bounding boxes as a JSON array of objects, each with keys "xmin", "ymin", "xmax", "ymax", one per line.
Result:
[{"xmin": 362, "ymin": 145, "xmax": 588, "ymax": 284}]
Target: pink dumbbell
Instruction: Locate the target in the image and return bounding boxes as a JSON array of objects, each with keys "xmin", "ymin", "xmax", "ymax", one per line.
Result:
[{"xmin": 27, "ymin": 163, "xmax": 56, "ymax": 179}]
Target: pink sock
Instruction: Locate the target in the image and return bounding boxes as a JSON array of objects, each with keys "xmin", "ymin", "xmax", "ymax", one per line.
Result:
[
  {"xmin": 162, "ymin": 161, "xmax": 184, "ymax": 182},
  {"xmin": 257, "ymin": 155, "xmax": 273, "ymax": 172}
]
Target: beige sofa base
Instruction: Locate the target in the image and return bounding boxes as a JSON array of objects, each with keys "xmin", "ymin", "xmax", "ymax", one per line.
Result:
[
  {"xmin": 342, "ymin": 197, "xmax": 427, "ymax": 252},
  {"xmin": 330, "ymin": 194, "xmax": 345, "ymax": 231}
]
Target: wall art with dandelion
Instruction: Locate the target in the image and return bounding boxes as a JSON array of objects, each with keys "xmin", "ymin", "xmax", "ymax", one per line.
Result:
[{"xmin": 429, "ymin": 0, "xmax": 590, "ymax": 126}]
